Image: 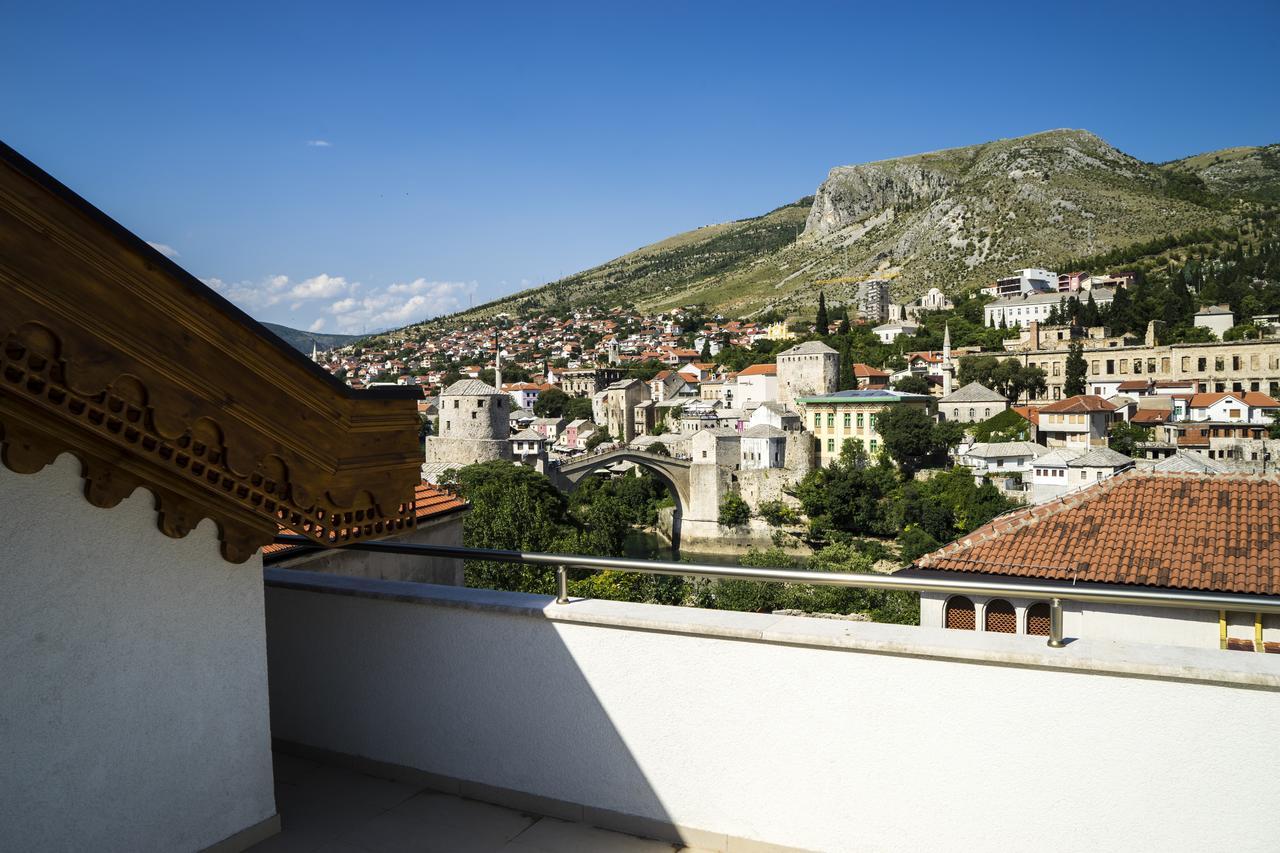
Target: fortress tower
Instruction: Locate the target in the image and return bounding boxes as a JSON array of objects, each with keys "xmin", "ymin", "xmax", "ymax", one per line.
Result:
[{"xmin": 423, "ymin": 378, "xmax": 511, "ymax": 481}]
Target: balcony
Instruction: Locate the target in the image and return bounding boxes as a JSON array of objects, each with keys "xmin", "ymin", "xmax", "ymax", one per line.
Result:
[{"xmin": 253, "ymin": 555, "xmax": 1280, "ymax": 853}]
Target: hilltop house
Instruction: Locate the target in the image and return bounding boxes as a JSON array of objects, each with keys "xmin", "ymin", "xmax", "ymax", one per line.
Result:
[
  {"xmin": 937, "ymin": 382, "xmax": 1010, "ymax": 423},
  {"xmin": 1036, "ymin": 394, "xmax": 1117, "ymax": 448}
]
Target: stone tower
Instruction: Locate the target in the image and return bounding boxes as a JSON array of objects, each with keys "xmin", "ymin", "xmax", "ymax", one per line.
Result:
[
  {"xmin": 776, "ymin": 340, "xmax": 839, "ymax": 407},
  {"xmin": 423, "ymin": 378, "xmax": 511, "ymax": 480}
]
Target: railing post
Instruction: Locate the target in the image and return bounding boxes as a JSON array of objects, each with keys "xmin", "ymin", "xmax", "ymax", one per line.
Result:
[
  {"xmin": 555, "ymin": 565, "xmax": 569, "ymax": 604},
  {"xmin": 1047, "ymin": 597, "xmax": 1065, "ymax": 648}
]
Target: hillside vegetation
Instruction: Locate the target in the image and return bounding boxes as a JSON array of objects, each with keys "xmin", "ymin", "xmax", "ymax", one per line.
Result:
[{"xmin": 399, "ymin": 129, "xmax": 1277, "ymax": 332}]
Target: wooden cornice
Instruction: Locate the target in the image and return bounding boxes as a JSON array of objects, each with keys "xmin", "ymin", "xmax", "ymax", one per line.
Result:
[{"xmin": 0, "ymin": 141, "xmax": 422, "ymax": 563}]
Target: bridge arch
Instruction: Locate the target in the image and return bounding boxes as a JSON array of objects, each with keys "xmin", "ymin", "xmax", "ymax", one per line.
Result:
[{"xmin": 552, "ymin": 449, "xmax": 692, "ymax": 548}]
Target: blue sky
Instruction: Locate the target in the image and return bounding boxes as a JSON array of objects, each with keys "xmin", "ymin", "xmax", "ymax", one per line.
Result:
[{"xmin": 3, "ymin": 1, "xmax": 1278, "ymax": 334}]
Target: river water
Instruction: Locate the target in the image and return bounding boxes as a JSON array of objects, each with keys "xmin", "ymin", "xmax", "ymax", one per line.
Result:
[{"xmin": 621, "ymin": 528, "xmax": 750, "ymax": 567}]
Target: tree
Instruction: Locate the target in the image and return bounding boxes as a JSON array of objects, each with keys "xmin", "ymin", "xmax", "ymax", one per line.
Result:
[
  {"xmin": 898, "ymin": 525, "xmax": 941, "ymax": 565},
  {"xmin": 700, "ymin": 338, "xmax": 712, "ymax": 360},
  {"xmin": 892, "ymin": 374, "xmax": 932, "ymax": 395},
  {"xmin": 1107, "ymin": 420, "xmax": 1151, "ymax": 457},
  {"xmin": 1063, "ymin": 341, "xmax": 1087, "ymax": 397},
  {"xmin": 565, "ymin": 396, "xmax": 594, "ymax": 421},
  {"xmin": 648, "ymin": 441, "xmax": 671, "ymax": 457},
  {"xmin": 815, "ymin": 291, "xmax": 829, "ymax": 335},
  {"xmin": 1107, "ymin": 286, "xmax": 1134, "ymax": 334},
  {"xmin": 585, "ymin": 428, "xmax": 612, "ymax": 451},
  {"xmin": 718, "ymin": 491, "xmax": 751, "ymax": 527},
  {"xmin": 1269, "ymin": 409, "xmax": 1280, "ymax": 440},
  {"xmin": 876, "ymin": 404, "xmax": 951, "ymax": 476},
  {"xmin": 972, "ymin": 408, "xmax": 1031, "ymax": 443},
  {"xmin": 1082, "ymin": 292, "xmax": 1101, "ymax": 327},
  {"xmin": 533, "ymin": 386, "xmax": 568, "ymax": 417}
]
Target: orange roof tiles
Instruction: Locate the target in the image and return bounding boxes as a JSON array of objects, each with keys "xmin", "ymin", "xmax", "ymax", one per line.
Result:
[
  {"xmin": 853, "ymin": 363, "xmax": 890, "ymax": 377},
  {"xmin": 265, "ymin": 482, "xmax": 467, "ymax": 557},
  {"xmin": 917, "ymin": 472, "xmax": 1280, "ymax": 595},
  {"xmin": 1189, "ymin": 391, "xmax": 1280, "ymax": 408},
  {"xmin": 738, "ymin": 363, "xmax": 778, "ymax": 376},
  {"xmin": 1040, "ymin": 394, "xmax": 1116, "ymax": 414},
  {"xmin": 1130, "ymin": 409, "xmax": 1168, "ymax": 424}
]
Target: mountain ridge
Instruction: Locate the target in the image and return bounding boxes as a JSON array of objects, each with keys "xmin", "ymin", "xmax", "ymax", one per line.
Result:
[{"xmin": 399, "ymin": 129, "xmax": 1276, "ymax": 333}]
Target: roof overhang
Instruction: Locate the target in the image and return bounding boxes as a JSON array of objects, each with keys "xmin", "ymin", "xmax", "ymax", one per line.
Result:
[{"xmin": 0, "ymin": 141, "xmax": 422, "ymax": 562}]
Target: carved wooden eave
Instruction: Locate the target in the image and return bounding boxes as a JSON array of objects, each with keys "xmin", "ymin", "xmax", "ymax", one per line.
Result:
[{"xmin": 0, "ymin": 141, "xmax": 422, "ymax": 563}]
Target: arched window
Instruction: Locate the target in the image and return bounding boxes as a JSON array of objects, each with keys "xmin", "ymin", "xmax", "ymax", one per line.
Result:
[
  {"xmin": 985, "ymin": 599, "xmax": 1016, "ymax": 633},
  {"xmin": 1026, "ymin": 602, "xmax": 1051, "ymax": 636},
  {"xmin": 945, "ymin": 596, "xmax": 976, "ymax": 630}
]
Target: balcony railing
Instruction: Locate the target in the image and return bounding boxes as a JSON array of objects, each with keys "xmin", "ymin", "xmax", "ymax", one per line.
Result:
[{"xmin": 270, "ymin": 534, "xmax": 1280, "ymax": 648}]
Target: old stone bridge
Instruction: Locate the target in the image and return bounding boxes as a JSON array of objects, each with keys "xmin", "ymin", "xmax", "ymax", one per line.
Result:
[{"xmin": 553, "ymin": 448, "xmax": 692, "ymax": 512}]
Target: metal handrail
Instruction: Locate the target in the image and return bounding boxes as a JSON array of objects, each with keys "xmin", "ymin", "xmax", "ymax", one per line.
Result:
[{"xmin": 269, "ymin": 534, "xmax": 1280, "ymax": 648}]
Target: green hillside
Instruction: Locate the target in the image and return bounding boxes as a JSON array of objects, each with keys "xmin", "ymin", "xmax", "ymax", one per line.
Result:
[{"xmin": 406, "ymin": 129, "xmax": 1276, "ymax": 329}]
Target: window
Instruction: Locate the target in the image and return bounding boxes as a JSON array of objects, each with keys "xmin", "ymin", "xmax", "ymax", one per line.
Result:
[
  {"xmin": 478, "ymin": 399, "xmax": 485, "ymax": 407},
  {"xmin": 1026, "ymin": 603, "xmax": 1051, "ymax": 636},
  {"xmin": 471, "ymin": 411, "xmax": 477, "ymax": 419},
  {"xmin": 843, "ymin": 413, "xmax": 851, "ymax": 429},
  {"xmin": 1091, "ymin": 361, "xmax": 1099, "ymax": 374},
  {"xmin": 985, "ymin": 600, "xmax": 1016, "ymax": 633},
  {"xmin": 826, "ymin": 413, "xmax": 834, "ymax": 429},
  {"xmin": 1216, "ymin": 357, "xmax": 1225, "ymax": 372},
  {"xmin": 1229, "ymin": 408, "xmax": 1242, "ymax": 419},
  {"xmin": 1147, "ymin": 359, "xmax": 1156, "ymax": 373},
  {"xmin": 869, "ymin": 439, "xmax": 878, "ymax": 453},
  {"xmin": 870, "ymin": 414, "xmax": 879, "ymax": 431},
  {"xmin": 945, "ymin": 597, "xmax": 976, "ymax": 630},
  {"xmin": 1053, "ymin": 362, "xmax": 1061, "ymax": 376},
  {"xmin": 445, "ymin": 421, "xmax": 450, "ymax": 431},
  {"xmin": 969, "ymin": 407, "xmax": 975, "ymax": 420},
  {"xmin": 1198, "ymin": 357, "xmax": 1207, "ymax": 372},
  {"xmin": 701, "ymin": 450, "xmax": 708, "ymax": 459},
  {"xmin": 826, "ymin": 439, "xmax": 834, "ymax": 452},
  {"xmin": 1106, "ymin": 359, "xmax": 1114, "ymax": 374},
  {"xmin": 984, "ymin": 408, "xmax": 991, "ymax": 418},
  {"xmin": 453, "ymin": 399, "xmax": 459, "ymax": 408},
  {"xmin": 1119, "ymin": 360, "xmax": 1128, "ymax": 374},
  {"xmin": 1133, "ymin": 360, "xmax": 1142, "ymax": 375},
  {"xmin": 813, "ymin": 413, "xmax": 821, "ymax": 429},
  {"xmin": 1181, "ymin": 356, "xmax": 1191, "ymax": 372},
  {"xmin": 1233, "ymin": 356, "xmax": 1241, "ymax": 371},
  {"xmin": 857, "ymin": 413, "xmax": 864, "ymax": 429}
]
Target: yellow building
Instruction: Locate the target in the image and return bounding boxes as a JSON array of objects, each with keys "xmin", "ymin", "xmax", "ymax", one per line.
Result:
[
  {"xmin": 764, "ymin": 321, "xmax": 795, "ymax": 342},
  {"xmin": 797, "ymin": 389, "xmax": 932, "ymax": 467}
]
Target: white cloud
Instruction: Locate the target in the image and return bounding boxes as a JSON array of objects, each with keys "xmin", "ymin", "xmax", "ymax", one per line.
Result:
[
  {"xmin": 327, "ymin": 279, "xmax": 476, "ymax": 333},
  {"xmin": 199, "ymin": 273, "xmax": 349, "ymax": 309},
  {"xmin": 147, "ymin": 241, "xmax": 180, "ymax": 258},
  {"xmin": 306, "ymin": 139, "xmax": 332, "ymax": 147},
  {"xmin": 202, "ymin": 271, "xmax": 474, "ymax": 335},
  {"xmin": 288, "ymin": 273, "xmax": 351, "ymax": 300}
]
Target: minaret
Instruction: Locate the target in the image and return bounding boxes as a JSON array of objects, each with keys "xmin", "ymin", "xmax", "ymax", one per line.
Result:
[
  {"xmin": 942, "ymin": 322, "xmax": 954, "ymax": 396},
  {"xmin": 493, "ymin": 337, "xmax": 503, "ymax": 391},
  {"xmin": 310, "ymin": 340, "xmax": 320, "ymax": 364}
]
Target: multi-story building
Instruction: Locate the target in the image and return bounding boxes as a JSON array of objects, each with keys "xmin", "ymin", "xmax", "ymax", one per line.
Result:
[
  {"xmin": 1036, "ymin": 395, "xmax": 1117, "ymax": 448},
  {"xmin": 1007, "ymin": 323, "xmax": 1280, "ymax": 401},
  {"xmin": 982, "ymin": 268, "xmax": 1059, "ymax": 298},
  {"xmin": 734, "ymin": 362, "xmax": 778, "ymax": 408},
  {"xmin": 853, "ymin": 279, "xmax": 893, "ymax": 323},
  {"xmin": 797, "ymin": 389, "xmax": 931, "ymax": 467},
  {"xmin": 592, "ymin": 378, "xmax": 650, "ymax": 444},
  {"xmin": 1194, "ymin": 304, "xmax": 1236, "ymax": 339},
  {"xmin": 985, "ymin": 287, "xmax": 1116, "ymax": 328}
]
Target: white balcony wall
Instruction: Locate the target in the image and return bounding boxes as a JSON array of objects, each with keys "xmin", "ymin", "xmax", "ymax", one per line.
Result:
[
  {"xmin": 264, "ymin": 572, "xmax": 1280, "ymax": 853},
  {"xmin": 1, "ymin": 455, "xmax": 277, "ymax": 853}
]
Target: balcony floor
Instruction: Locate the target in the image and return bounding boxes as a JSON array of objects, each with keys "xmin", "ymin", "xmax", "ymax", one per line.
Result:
[{"xmin": 249, "ymin": 751, "xmax": 706, "ymax": 853}]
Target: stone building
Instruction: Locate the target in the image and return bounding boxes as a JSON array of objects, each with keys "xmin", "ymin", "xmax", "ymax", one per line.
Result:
[
  {"xmin": 777, "ymin": 340, "xmax": 839, "ymax": 408},
  {"xmin": 1008, "ymin": 324, "xmax": 1280, "ymax": 402},
  {"xmin": 592, "ymin": 378, "xmax": 650, "ymax": 444},
  {"xmin": 423, "ymin": 378, "xmax": 511, "ymax": 481},
  {"xmin": 937, "ymin": 382, "xmax": 1010, "ymax": 423}
]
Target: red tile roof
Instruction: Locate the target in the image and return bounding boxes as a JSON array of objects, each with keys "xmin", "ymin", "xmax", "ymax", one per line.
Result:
[
  {"xmin": 1189, "ymin": 391, "xmax": 1280, "ymax": 409},
  {"xmin": 1130, "ymin": 409, "xmax": 1168, "ymax": 424},
  {"xmin": 916, "ymin": 472, "xmax": 1280, "ymax": 595},
  {"xmin": 1039, "ymin": 394, "xmax": 1117, "ymax": 414},
  {"xmin": 265, "ymin": 482, "xmax": 467, "ymax": 557},
  {"xmin": 1012, "ymin": 405, "xmax": 1040, "ymax": 427},
  {"xmin": 853, "ymin": 363, "xmax": 890, "ymax": 377},
  {"xmin": 738, "ymin": 363, "xmax": 778, "ymax": 376}
]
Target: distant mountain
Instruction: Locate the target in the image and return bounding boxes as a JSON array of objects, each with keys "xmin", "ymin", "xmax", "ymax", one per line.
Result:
[
  {"xmin": 262, "ymin": 322, "xmax": 360, "ymax": 354},
  {"xmin": 408, "ymin": 129, "xmax": 1275, "ymax": 329}
]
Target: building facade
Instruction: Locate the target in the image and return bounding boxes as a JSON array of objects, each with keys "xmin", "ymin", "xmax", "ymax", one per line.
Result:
[
  {"xmin": 797, "ymin": 389, "xmax": 931, "ymax": 467},
  {"xmin": 777, "ymin": 341, "xmax": 839, "ymax": 408}
]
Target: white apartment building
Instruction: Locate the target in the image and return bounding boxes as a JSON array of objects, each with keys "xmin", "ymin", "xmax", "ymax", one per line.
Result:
[{"xmin": 985, "ymin": 287, "xmax": 1116, "ymax": 328}]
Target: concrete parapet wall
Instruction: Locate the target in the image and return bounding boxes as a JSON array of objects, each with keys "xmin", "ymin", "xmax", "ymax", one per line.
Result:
[{"xmin": 264, "ymin": 572, "xmax": 1280, "ymax": 853}]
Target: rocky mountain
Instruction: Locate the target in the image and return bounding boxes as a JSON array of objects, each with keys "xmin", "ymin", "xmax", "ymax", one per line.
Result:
[
  {"xmin": 262, "ymin": 322, "xmax": 360, "ymax": 355},
  {"xmin": 419, "ymin": 129, "xmax": 1273, "ymax": 326}
]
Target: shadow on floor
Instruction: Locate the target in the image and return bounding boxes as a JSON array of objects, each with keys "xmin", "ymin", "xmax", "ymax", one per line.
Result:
[{"xmin": 248, "ymin": 750, "xmax": 710, "ymax": 853}]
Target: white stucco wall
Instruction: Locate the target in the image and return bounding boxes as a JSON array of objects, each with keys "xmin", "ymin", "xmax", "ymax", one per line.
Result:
[
  {"xmin": 920, "ymin": 591, "xmax": 1278, "ymax": 649},
  {"xmin": 0, "ymin": 454, "xmax": 276, "ymax": 853},
  {"xmin": 264, "ymin": 576, "xmax": 1280, "ymax": 853}
]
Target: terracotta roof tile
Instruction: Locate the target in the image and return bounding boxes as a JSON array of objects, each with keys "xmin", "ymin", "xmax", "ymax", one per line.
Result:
[
  {"xmin": 1039, "ymin": 394, "xmax": 1116, "ymax": 414},
  {"xmin": 916, "ymin": 471, "xmax": 1280, "ymax": 595},
  {"xmin": 265, "ymin": 482, "xmax": 467, "ymax": 557}
]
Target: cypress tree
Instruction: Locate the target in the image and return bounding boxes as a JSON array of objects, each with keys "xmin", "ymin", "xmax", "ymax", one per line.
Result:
[
  {"xmin": 815, "ymin": 291, "xmax": 829, "ymax": 335},
  {"xmin": 1064, "ymin": 341, "xmax": 1087, "ymax": 397}
]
